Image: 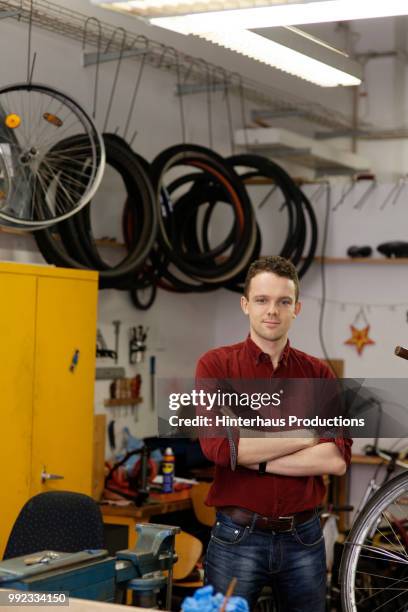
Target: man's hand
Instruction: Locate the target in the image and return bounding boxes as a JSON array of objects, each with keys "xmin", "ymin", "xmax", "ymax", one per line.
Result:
[
  {"xmin": 237, "ymin": 430, "xmax": 320, "ymax": 465},
  {"xmin": 244, "ymin": 441, "xmax": 347, "ymax": 477}
]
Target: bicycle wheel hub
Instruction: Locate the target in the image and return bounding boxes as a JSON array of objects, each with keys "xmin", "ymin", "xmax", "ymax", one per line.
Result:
[{"xmin": 20, "ymin": 148, "xmax": 38, "ymax": 165}]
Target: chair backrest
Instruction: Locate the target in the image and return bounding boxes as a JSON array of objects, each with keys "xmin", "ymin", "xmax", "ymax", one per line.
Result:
[
  {"xmin": 3, "ymin": 491, "xmax": 104, "ymax": 560},
  {"xmin": 173, "ymin": 531, "xmax": 203, "ymax": 581},
  {"xmin": 190, "ymin": 482, "xmax": 216, "ymax": 527}
]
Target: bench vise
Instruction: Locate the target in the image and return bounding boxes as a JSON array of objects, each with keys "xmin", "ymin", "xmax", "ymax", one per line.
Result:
[{"xmin": 0, "ymin": 523, "xmax": 181, "ymax": 607}]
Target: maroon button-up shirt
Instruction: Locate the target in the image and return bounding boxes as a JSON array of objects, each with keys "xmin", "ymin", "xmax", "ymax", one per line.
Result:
[{"xmin": 196, "ymin": 336, "xmax": 352, "ymax": 516}]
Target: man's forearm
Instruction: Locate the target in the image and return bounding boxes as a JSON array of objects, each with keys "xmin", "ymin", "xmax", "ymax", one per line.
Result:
[
  {"xmin": 244, "ymin": 442, "xmax": 347, "ymax": 476},
  {"xmin": 237, "ymin": 432, "xmax": 318, "ymax": 465}
]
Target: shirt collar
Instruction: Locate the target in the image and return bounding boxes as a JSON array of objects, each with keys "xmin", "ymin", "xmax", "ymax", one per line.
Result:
[{"xmin": 245, "ymin": 335, "xmax": 290, "ymax": 367}]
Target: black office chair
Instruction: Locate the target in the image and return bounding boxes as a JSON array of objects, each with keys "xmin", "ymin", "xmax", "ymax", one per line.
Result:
[{"xmin": 3, "ymin": 491, "xmax": 105, "ymax": 560}]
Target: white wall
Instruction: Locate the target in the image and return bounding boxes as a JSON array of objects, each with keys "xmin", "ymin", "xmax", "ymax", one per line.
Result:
[{"xmin": 1, "ymin": 4, "xmax": 408, "ymax": 473}]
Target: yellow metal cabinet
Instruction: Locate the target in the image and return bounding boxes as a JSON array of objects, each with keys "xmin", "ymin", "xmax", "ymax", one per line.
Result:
[{"xmin": 0, "ymin": 262, "xmax": 98, "ymax": 558}]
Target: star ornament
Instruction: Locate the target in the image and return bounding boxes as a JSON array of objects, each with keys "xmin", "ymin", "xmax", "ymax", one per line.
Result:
[{"xmin": 344, "ymin": 325, "xmax": 375, "ymax": 355}]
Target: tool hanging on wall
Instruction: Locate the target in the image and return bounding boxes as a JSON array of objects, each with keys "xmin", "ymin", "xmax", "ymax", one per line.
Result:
[
  {"xmin": 150, "ymin": 355, "xmax": 156, "ymax": 412},
  {"xmin": 112, "ymin": 320, "xmax": 121, "ymax": 364},
  {"xmin": 129, "ymin": 325, "xmax": 148, "ymax": 364},
  {"xmin": 108, "ymin": 420, "xmax": 116, "ymax": 457},
  {"xmin": 96, "ymin": 329, "xmax": 117, "ymax": 359}
]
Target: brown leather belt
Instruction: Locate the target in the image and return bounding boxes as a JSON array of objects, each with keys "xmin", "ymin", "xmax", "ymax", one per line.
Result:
[{"xmin": 217, "ymin": 506, "xmax": 316, "ymax": 533}]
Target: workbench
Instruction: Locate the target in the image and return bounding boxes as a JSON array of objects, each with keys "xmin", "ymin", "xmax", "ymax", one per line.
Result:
[
  {"xmin": 0, "ymin": 594, "xmax": 150, "ymax": 612},
  {"xmin": 100, "ymin": 497, "xmax": 192, "ymax": 550}
]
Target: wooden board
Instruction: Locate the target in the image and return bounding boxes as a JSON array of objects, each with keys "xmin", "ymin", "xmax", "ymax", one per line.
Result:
[
  {"xmin": 93, "ymin": 415, "xmax": 106, "ymax": 501},
  {"xmin": 323, "ymin": 359, "xmax": 344, "ymax": 378}
]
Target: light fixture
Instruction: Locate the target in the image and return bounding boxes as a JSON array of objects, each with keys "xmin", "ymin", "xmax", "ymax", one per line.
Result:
[
  {"xmin": 92, "ymin": 0, "xmax": 364, "ymax": 87},
  {"xmin": 91, "ymin": 0, "xmax": 292, "ymax": 18},
  {"xmin": 199, "ymin": 28, "xmax": 362, "ymax": 87},
  {"xmin": 92, "ymin": 0, "xmax": 408, "ymax": 28}
]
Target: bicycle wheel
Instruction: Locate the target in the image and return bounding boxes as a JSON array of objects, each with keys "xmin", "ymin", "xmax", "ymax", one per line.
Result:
[
  {"xmin": 340, "ymin": 470, "xmax": 408, "ymax": 612},
  {"xmin": 0, "ymin": 83, "xmax": 104, "ymax": 227}
]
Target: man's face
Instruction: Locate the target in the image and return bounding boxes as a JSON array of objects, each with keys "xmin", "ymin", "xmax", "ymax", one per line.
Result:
[{"xmin": 240, "ymin": 271, "xmax": 301, "ymax": 343}]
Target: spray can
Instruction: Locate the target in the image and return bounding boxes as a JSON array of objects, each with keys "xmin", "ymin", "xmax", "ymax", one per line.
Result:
[{"xmin": 162, "ymin": 447, "xmax": 175, "ymax": 493}]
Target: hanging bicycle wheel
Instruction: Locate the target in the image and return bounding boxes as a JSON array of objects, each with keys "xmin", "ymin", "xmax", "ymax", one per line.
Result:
[
  {"xmin": 0, "ymin": 83, "xmax": 105, "ymax": 228},
  {"xmin": 340, "ymin": 470, "xmax": 408, "ymax": 612}
]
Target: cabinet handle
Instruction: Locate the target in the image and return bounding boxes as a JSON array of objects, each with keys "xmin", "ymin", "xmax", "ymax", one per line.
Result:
[{"xmin": 41, "ymin": 468, "xmax": 64, "ymax": 483}]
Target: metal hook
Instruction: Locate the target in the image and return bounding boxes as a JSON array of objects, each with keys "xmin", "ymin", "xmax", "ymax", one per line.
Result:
[
  {"xmin": 103, "ymin": 26, "xmax": 127, "ymax": 132},
  {"xmin": 122, "ymin": 35, "xmax": 150, "ymax": 142},
  {"xmin": 332, "ymin": 179, "xmax": 355, "ymax": 211},
  {"xmin": 179, "ymin": 56, "xmax": 214, "ymax": 148},
  {"xmin": 181, "ymin": 55, "xmax": 198, "ymax": 85},
  {"xmin": 310, "ymin": 183, "xmax": 326, "ymax": 202},
  {"xmin": 157, "ymin": 44, "xmax": 179, "ymax": 70},
  {"xmin": 258, "ymin": 185, "xmax": 278, "ymax": 210},
  {"xmin": 82, "ymin": 16, "xmax": 103, "ymax": 120},
  {"xmin": 231, "ymin": 71, "xmax": 249, "ymax": 153},
  {"xmin": 157, "ymin": 46, "xmax": 186, "ymax": 143},
  {"xmin": 211, "ymin": 65, "xmax": 227, "ymax": 95},
  {"xmin": 353, "ymin": 179, "xmax": 376, "ymax": 210},
  {"xmin": 104, "ymin": 25, "xmax": 126, "ymax": 55},
  {"xmin": 198, "ymin": 58, "xmax": 214, "ymax": 149},
  {"xmin": 26, "ymin": 0, "xmax": 33, "ymax": 84},
  {"xmin": 392, "ymin": 175, "xmax": 408, "ymax": 206},
  {"xmin": 212, "ymin": 66, "xmax": 234, "ymax": 154},
  {"xmin": 380, "ymin": 182, "xmax": 399, "ymax": 210}
]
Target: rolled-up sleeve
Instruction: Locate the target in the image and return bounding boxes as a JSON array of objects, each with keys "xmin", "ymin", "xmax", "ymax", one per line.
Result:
[
  {"xmin": 318, "ymin": 362, "xmax": 353, "ymax": 467},
  {"xmin": 319, "ymin": 436, "xmax": 353, "ymax": 466},
  {"xmin": 200, "ymin": 437, "xmax": 233, "ymax": 467},
  {"xmin": 196, "ymin": 353, "xmax": 239, "ymax": 470}
]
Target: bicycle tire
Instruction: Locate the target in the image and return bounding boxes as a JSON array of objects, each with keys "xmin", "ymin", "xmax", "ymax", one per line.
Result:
[
  {"xmin": 0, "ymin": 82, "xmax": 105, "ymax": 227},
  {"xmin": 34, "ymin": 134, "xmax": 157, "ymax": 289},
  {"xmin": 151, "ymin": 144, "xmax": 257, "ymax": 284},
  {"xmin": 340, "ymin": 470, "xmax": 408, "ymax": 612},
  {"xmin": 59, "ymin": 134, "xmax": 154, "ymax": 275}
]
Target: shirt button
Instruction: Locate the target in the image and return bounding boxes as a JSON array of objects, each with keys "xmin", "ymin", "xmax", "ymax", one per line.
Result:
[{"xmin": 234, "ymin": 529, "xmax": 239, "ymax": 534}]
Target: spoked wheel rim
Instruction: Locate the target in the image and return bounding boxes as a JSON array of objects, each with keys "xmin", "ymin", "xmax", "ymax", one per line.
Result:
[
  {"xmin": 341, "ymin": 471, "xmax": 408, "ymax": 612},
  {"xmin": 0, "ymin": 83, "xmax": 105, "ymax": 227}
]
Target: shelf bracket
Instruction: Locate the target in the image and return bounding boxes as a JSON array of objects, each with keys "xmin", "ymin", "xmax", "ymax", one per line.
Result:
[
  {"xmin": 252, "ymin": 109, "xmax": 307, "ymax": 122},
  {"xmin": 266, "ymin": 147, "xmax": 311, "ymax": 158},
  {"xmin": 175, "ymin": 83, "xmax": 226, "ymax": 96},
  {"xmin": 0, "ymin": 9, "xmax": 21, "ymax": 20},
  {"xmin": 82, "ymin": 48, "xmax": 147, "ymax": 67}
]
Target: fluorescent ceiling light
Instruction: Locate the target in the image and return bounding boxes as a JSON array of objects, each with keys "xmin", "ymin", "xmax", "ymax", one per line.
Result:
[
  {"xmin": 199, "ymin": 29, "xmax": 361, "ymax": 86},
  {"xmin": 91, "ymin": 0, "xmax": 295, "ymax": 18},
  {"xmin": 93, "ymin": 0, "xmax": 408, "ymax": 26},
  {"xmin": 92, "ymin": 0, "xmax": 363, "ymax": 87}
]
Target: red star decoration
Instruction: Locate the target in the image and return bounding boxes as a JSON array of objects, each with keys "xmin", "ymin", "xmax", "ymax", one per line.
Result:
[{"xmin": 344, "ymin": 325, "xmax": 375, "ymax": 355}]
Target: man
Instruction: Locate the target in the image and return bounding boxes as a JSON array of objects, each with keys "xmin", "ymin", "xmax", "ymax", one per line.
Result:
[{"xmin": 196, "ymin": 256, "xmax": 351, "ymax": 611}]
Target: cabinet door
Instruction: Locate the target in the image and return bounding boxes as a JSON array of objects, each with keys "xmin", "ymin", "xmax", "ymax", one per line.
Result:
[
  {"xmin": 0, "ymin": 273, "xmax": 36, "ymax": 557},
  {"xmin": 30, "ymin": 276, "xmax": 97, "ymax": 497}
]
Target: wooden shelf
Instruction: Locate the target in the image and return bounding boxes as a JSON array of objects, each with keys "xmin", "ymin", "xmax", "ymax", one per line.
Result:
[
  {"xmin": 0, "ymin": 226, "xmax": 126, "ymax": 248},
  {"xmin": 351, "ymin": 454, "xmax": 384, "ymax": 465},
  {"xmin": 104, "ymin": 397, "xmax": 143, "ymax": 407},
  {"xmin": 2, "ymin": 227, "xmax": 406, "ymax": 264},
  {"xmin": 243, "ymin": 176, "xmax": 318, "ymax": 186},
  {"xmin": 314, "ymin": 257, "xmax": 408, "ymax": 265}
]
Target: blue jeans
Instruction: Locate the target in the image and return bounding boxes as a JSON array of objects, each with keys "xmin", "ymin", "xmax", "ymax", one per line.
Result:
[{"xmin": 204, "ymin": 511, "xmax": 326, "ymax": 611}]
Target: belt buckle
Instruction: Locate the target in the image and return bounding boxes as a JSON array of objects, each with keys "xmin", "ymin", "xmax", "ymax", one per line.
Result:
[{"xmin": 277, "ymin": 515, "xmax": 295, "ymax": 532}]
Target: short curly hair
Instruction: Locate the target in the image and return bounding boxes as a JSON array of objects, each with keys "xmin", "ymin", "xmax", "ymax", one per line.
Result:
[{"xmin": 243, "ymin": 256, "xmax": 300, "ymax": 301}]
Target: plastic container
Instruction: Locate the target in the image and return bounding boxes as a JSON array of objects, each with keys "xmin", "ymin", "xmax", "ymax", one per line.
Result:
[{"xmin": 181, "ymin": 585, "xmax": 249, "ymax": 611}]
